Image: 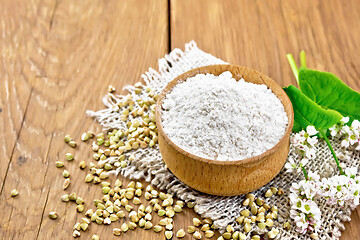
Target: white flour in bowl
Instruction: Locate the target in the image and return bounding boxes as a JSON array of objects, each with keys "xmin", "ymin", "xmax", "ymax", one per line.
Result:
[{"xmin": 161, "ymin": 71, "xmax": 288, "ymax": 161}]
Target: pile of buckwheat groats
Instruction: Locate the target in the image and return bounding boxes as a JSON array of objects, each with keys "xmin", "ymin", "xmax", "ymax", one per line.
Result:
[{"xmin": 9, "ymin": 83, "xmax": 286, "ymax": 239}]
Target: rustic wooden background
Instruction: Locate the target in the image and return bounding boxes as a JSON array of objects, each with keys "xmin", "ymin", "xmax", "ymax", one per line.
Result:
[{"xmin": 1, "ymin": 0, "xmax": 360, "ymax": 239}]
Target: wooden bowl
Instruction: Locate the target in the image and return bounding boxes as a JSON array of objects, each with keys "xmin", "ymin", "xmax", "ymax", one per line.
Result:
[{"xmin": 155, "ymin": 64, "xmax": 294, "ymax": 196}]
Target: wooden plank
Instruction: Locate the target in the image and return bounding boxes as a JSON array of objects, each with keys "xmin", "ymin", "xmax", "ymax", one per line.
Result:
[
  {"xmin": 342, "ymin": 209, "xmax": 360, "ymax": 239},
  {"xmin": 0, "ymin": 0, "xmax": 54, "ymax": 192},
  {"xmin": 37, "ymin": 0, "xmax": 171, "ymax": 238},
  {"xmin": 171, "ymin": 0, "xmax": 360, "ymax": 89},
  {"xmin": 1, "ymin": 0, "xmax": 359, "ymax": 239},
  {"xmin": 0, "ymin": 0, "xmax": 171, "ymax": 239},
  {"xmin": 0, "ymin": 1, "xmax": 57, "ymax": 239},
  {"xmin": 171, "ymin": 0, "xmax": 360, "ymax": 239}
]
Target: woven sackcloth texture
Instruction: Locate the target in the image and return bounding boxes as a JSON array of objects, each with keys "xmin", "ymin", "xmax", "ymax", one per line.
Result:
[{"xmin": 87, "ymin": 41, "xmax": 360, "ymax": 240}]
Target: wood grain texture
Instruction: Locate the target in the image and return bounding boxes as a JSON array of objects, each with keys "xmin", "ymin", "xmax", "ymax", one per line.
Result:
[
  {"xmin": 0, "ymin": 0, "xmax": 57, "ymax": 238},
  {"xmin": 171, "ymin": 0, "xmax": 360, "ymax": 239},
  {"xmin": 0, "ymin": 0, "xmax": 180, "ymax": 239},
  {"xmin": 0, "ymin": 0, "xmax": 55, "ymax": 195},
  {"xmin": 36, "ymin": 0, "xmax": 169, "ymax": 237},
  {"xmin": 0, "ymin": 0, "xmax": 359, "ymax": 239}
]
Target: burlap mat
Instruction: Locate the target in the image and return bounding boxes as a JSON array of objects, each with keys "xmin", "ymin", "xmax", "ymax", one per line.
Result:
[{"xmin": 87, "ymin": 41, "xmax": 360, "ymax": 239}]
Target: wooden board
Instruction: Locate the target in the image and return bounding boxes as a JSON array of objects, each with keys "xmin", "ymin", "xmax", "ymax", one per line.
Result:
[
  {"xmin": 0, "ymin": 0, "xmax": 53, "ymax": 197},
  {"xmin": 171, "ymin": 0, "xmax": 360, "ymax": 239},
  {"xmin": 0, "ymin": 0, "xmax": 359, "ymax": 239},
  {"xmin": 0, "ymin": 0, "xmax": 181, "ymax": 239}
]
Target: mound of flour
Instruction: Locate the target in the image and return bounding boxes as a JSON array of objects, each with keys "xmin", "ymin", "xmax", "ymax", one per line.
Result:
[{"xmin": 161, "ymin": 71, "xmax": 288, "ymax": 161}]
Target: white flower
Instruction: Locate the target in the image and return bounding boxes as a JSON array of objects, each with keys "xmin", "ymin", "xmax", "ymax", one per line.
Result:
[
  {"xmin": 300, "ymin": 158, "xmax": 309, "ymax": 168},
  {"xmin": 341, "ymin": 139, "xmax": 350, "ymax": 148},
  {"xmin": 304, "ymin": 148, "xmax": 316, "ymax": 159},
  {"xmin": 291, "ymin": 131, "xmax": 306, "ymax": 145},
  {"xmin": 318, "ymin": 168, "xmax": 360, "ymax": 208},
  {"xmin": 348, "ymin": 133, "xmax": 358, "ymax": 145},
  {"xmin": 307, "ymin": 171, "xmax": 320, "ymax": 181},
  {"xmin": 289, "ymin": 125, "xmax": 319, "ymax": 173},
  {"xmin": 342, "ymin": 125, "xmax": 351, "ymax": 134},
  {"xmin": 289, "ymin": 174, "xmax": 323, "ymax": 235},
  {"xmin": 329, "ymin": 124, "xmax": 340, "ymax": 137},
  {"xmin": 303, "ymin": 181, "xmax": 320, "ymax": 199},
  {"xmin": 345, "ymin": 167, "xmax": 357, "ymax": 179},
  {"xmin": 290, "ymin": 181, "xmax": 301, "ymax": 194},
  {"xmin": 299, "ymin": 199, "xmax": 313, "ymax": 214},
  {"xmin": 294, "ymin": 212, "xmax": 309, "ymax": 234},
  {"xmin": 289, "ymin": 182, "xmax": 322, "ymax": 235},
  {"xmin": 290, "ymin": 167, "xmax": 360, "ymax": 237},
  {"xmin": 330, "ymin": 117, "xmax": 360, "ymax": 151},
  {"xmin": 285, "ymin": 157, "xmax": 299, "ymax": 173},
  {"xmin": 306, "ymin": 126, "xmax": 318, "ymax": 136},
  {"xmin": 341, "ymin": 116, "xmax": 350, "ymax": 124},
  {"xmin": 289, "ymin": 192, "xmax": 300, "ymax": 203},
  {"xmin": 352, "ymin": 119, "xmax": 360, "ymax": 130},
  {"xmin": 307, "ymin": 136, "xmax": 318, "ymax": 146}
]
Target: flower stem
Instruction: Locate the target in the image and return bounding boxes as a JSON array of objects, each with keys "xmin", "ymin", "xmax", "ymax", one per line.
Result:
[
  {"xmin": 319, "ymin": 129, "xmax": 345, "ymax": 175},
  {"xmin": 286, "ymin": 54, "xmax": 299, "ymax": 84},
  {"xmin": 302, "ymin": 166, "xmax": 309, "ymax": 180},
  {"xmin": 300, "ymin": 51, "xmax": 306, "ymax": 68}
]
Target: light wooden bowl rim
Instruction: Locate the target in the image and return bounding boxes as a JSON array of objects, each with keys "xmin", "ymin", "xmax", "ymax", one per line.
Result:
[{"xmin": 155, "ymin": 64, "xmax": 294, "ymax": 166}]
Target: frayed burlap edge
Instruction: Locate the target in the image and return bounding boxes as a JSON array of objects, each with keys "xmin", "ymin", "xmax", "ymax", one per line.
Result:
[{"xmin": 87, "ymin": 41, "xmax": 359, "ymax": 240}]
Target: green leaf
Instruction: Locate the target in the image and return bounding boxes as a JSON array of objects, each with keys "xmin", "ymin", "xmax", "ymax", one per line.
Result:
[
  {"xmin": 298, "ymin": 67, "xmax": 360, "ymax": 122},
  {"xmin": 284, "ymin": 85, "xmax": 342, "ymax": 132}
]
